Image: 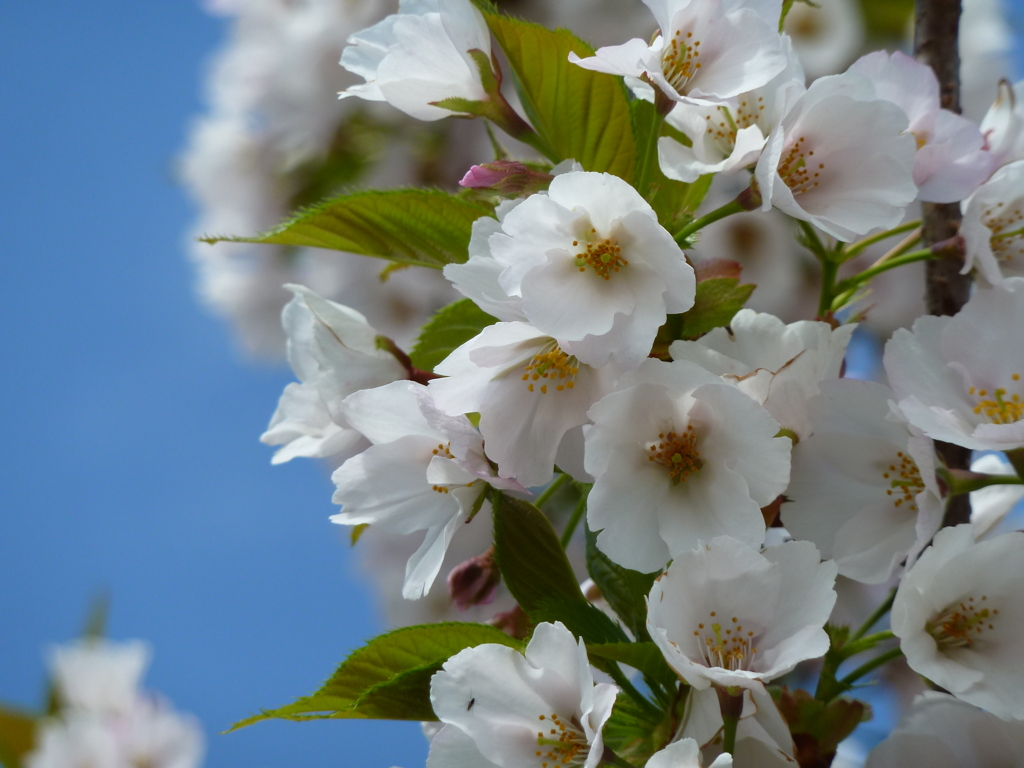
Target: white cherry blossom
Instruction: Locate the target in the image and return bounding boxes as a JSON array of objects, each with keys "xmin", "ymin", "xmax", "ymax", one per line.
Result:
[
  {"xmin": 659, "ymin": 35, "xmax": 805, "ymax": 183},
  {"xmin": 430, "ymin": 322, "xmax": 618, "ymax": 488},
  {"xmin": 884, "ymin": 278, "xmax": 1024, "ymax": 452},
  {"xmin": 29, "ymin": 705, "xmax": 204, "ymax": 768},
  {"xmin": 584, "ymin": 360, "xmax": 791, "ymax": 571},
  {"xmin": 892, "ymin": 525, "xmax": 1024, "ymax": 720},
  {"xmin": 848, "ymin": 51, "xmax": 992, "ymax": 203},
  {"xmin": 486, "ymin": 172, "xmax": 696, "ymax": 368},
  {"xmin": 679, "ymin": 684, "xmax": 797, "ymax": 767},
  {"xmin": 781, "ymin": 379, "xmax": 944, "ymax": 584},
  {"xmin": 648, "ymin": 738, "xmax": 733, "ymax": 768},
  {"xmin": 50, "ymin": 640, "xmax": 150, "ymax": 716},
  {"xmin": 444, "ymin": 198, "xmax": 528, "ymax": 323},
  {"xmin": 331, "ymin": 381, "xmax": 520, "ymax": 599},
  {"xmin": 27, "ymin": 714, "xmax": 121, "ymax": 768},
  {"xmin": 961, "ymin": 160, "xmax": 1024, "ymax": 285},
  {"xmin": 569, "ymin": 0, "xmax": 788, "ymax": 108},
  {"xmin": 969, "ymin": 453, "xmax": 1024, "ymax": 539},
  {"xmin": 979, "ymin": 79, "xmax": 1024, "ymax": 170},
  {"xmin": 647, "ymin": 536, "xmax": 836, "ymax": 690},
  {"xmin": 435, "ymin": 200, "xmax": 620, "ymax": 486},
  {"xmin": 427, "ymin": 622, "xmax": 617, "ymax": 768},
  {"xmin": 865, "ymin": 693, "xmax": 1024, "ymax": 768},
  {"xmin": 339, "ymin": 0, "xmax": 494, "ymax": 121},
  {"xmin": 116, "ymin": 700, "xmax": 206, "ymax": 768},
  {"xmin": 28, "ymin": 640, "xmax": 204, "ymax": 768},
  {"xmin": 261, "ymin": 285, "xmax": 406, "ymax": 464},
  {"xmin": 753, "ymin": 70, "xmax": 918, "ymax": 241},
  {"xmin": 668, "ymin": 309, "xmax": 854, "ymax": 440}
]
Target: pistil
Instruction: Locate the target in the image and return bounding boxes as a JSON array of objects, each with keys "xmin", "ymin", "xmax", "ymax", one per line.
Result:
[{"xmin": 647, "ymin": 425, "xmax": 703, "ymax": 484}]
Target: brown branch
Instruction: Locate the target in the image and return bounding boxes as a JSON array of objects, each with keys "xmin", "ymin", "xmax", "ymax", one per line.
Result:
[{"xmin": 914, "ymin": 0, "xmax": 972, "ymax": 527}]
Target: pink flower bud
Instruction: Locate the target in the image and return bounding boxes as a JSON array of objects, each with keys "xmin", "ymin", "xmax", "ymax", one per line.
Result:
[
  {"xmin": 488, "ymin": 605, "xmax": 532, "ymax": 640},
  {"xmin": 458, "ymin": 161, "xmax": 553, "ymax": 196},
  {"xmin": 447, "ymin": 547, "xmax": 500, "ymax": 610}
]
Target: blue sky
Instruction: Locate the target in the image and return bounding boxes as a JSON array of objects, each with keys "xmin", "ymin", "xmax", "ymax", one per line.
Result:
[
  {"xmin": 0, "ymin": 3, "xmax": 426, "ymax": 767},
  {"xmin": 0, "ymin": 3, "xmax": 1021, "ymax": 768}
]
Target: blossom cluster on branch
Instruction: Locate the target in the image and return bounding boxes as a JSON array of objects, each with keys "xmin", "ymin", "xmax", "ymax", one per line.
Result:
[
  {"xmin": 192, "ymin": 0, "xmax": 1024, "ymax": 767},
  {"xmin": 19, "ymin": 639, "xmax": 205, "ymax": 768}
]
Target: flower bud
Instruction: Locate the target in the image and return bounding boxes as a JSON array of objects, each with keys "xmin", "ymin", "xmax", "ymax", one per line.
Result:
[
  {"xmin": 458, "ymin": 161, "xmax": 553, "ymax": 197},
  {"xmin": 447, "ymin": 547, "xmax": 500, "ymax": 610},
  {"xmin": 488, "ymin": 604, "xmax": 531, "ymax": 640}
]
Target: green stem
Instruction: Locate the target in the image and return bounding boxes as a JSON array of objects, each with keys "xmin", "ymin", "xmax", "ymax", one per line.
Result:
[
  {"xmin": 607, "ymin": 663, "xmax": 662, "ymax": 719},
  {"xmin": 534, "ymin": 473, "xmax": 569, "ymax": 509},
  {"xmin": 717, "ymin": 687, "xmax": 744, "ymax": 756},
  {"xmin": 560, "ymin": 493, "xmax": 588, "ymax": 549},
  {"xmin": 847, "ymin": 630, "xmax": 895, "ymax": 652},
  {"xmin": 722, "ymin": 714, "xmax": 738, "ymax": 756},
  {"xmin": 674, "ymin": 199, "xmax": 746, "ymax": 244},
  {"xmin": 818, "ymin": 258, "xmax": 839, "ymax": 317},
  {"xmin": 841, "ymin": 221, "xmax": 921, "ymax": 261},
  {"xmin": 992, "ymin": 225, "xmax": 1024, "ymax": 240},
  {"xmin": 797, "ymin": 219, "xmax": 830, "ymax": 261},
  {"xmin": 876, "ymin": 230, "xmax": 924, "ymax": 265},
  {"xmin": 838, "ymin": 647, "xmax": 904, "ymax": 689},
  {"xmin": 830, "ymin": 286, "xmax": 859, "ymax": 313},
  {"xmin": 850, "ymin": 589, "xmax": 896, "ymax": 641},
  {"xmin": 834, "ymin": 247, "xmax": 939, "ymax": 294},
  {"xmin": 482, "ymin": 101, "xmax": 556, "ymax": 163},
  {"xmin": 945, "ymin": 470, "xmax": 1024, "ymax": 495},
  {"xmin": 636, "ymin": 110, "xmax": 666, "ymax": 195}
]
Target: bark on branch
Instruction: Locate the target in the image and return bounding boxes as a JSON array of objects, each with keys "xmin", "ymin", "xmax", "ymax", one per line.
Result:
[{"xmin": 914, "ymin": 0, "xmax": 972, "ymax": 527}]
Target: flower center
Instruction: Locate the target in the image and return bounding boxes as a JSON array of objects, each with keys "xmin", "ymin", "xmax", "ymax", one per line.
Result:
[
  {"xmin": 693, "ymin": 612, "xmax": 758, "ymax": 671},
  {"xmin": 573, "ymin": 233, "xmax": 627, "ymax": 280},
  {"xmin": 882, "ymin": 451, "xmax": 925, "ymax": 512},
  {"xmin": 968, "ymin": 376, "xmax": 1024, "ymax": 424},
  {"xmin": 646, "ymin": 425, "xmax": 703, "ymax": 484},
  {"xmin": 520, "ymin": 344, "xmax": 580, "ymax": 394},
  {"xmin": 983, "ymin": 201, "xmax": 1024, "ymax": 263},
  {"xmin": 430, "ymin": 442, "xmax": 455, "ymax": 494},
  {"xmin": 535, "ymin": 713, "xmax": 588, "ymax": 768},
  {"xmin": 777, "ymin": 136, "xmax": 824, "ymax": 197},
  {"xmin": 704, "ymin": 100, "xmax": 766, "ymax": 153},
  {"xmin": 661, "ymin": 29, "xmax": 702, "ymax": 93},
  {"xmin": 926, "ymin": 595, "xmax": 998, "ymax": 650}
]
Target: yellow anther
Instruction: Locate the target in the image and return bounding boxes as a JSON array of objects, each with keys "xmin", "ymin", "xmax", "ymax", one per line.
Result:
[
  {"xmin": 927, "ymin": 596, "xmax": 997, "ymax": 650},
  {"xmin": 574, "ymin": 237, "xmax": 627, "ymax": 280},
  {"xmin": 970, "ymin": 375, "xmax": 1024, "ymax": 424},
  {"xmin": 646, "ymin": 424, "xmax": 703, "ymax": 484}
]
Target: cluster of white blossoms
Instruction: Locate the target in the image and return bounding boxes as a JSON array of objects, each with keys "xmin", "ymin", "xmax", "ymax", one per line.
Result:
[
  {"xmin": 207, "ymin": 0, "xmax": 1024, "ymax": 765},
  {"xmin": 26, "ymin": 640, "xmax": 204, "ymax": 768}
]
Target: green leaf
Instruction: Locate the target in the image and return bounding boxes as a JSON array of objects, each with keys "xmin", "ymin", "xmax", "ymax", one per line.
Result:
[
  {"xmin": 775, "ymin": 687, "xmax": 868, "ymax": 764},
  {"xmin": 485, "ymin": 15, "xmax": 636, "ymax": 178},
  {"xmin": 201, "ymin": 189, "xmax": 493, "ymax": 270},
  {"xmin": 602, "ymin": 696, "xmax": 663, "ymax": 762},
  {"xmin": 584, "ymin": 525, "xmax": 658, "ymax": 642},
  {"xmin": 531, "ymin": 597, "xmax": 628, "ymax": 645},
  {"xmin": 230, "ymin": 623, "xmax": 519, "ymax": 729},
  {"xmin": 678, "ymin": 277, "xmax": 756, "ymax": 340},
  {"xmin": 586, "ymin": 643, "xmax": 677, "ymax": 691},
  {"xmin": 409, "ymin": 298, "xmax": 499, "ymax": 373},
  {"xmin": 0, "ymin": 706, "xmax": 37, "ymax": 768},
  {"xmin": 631, "ymin": 100, "xmax": 712, "ymax": 226},
  {"xmin": 351, "ymin": 666, "xmax": 439, "ymax": 721},
  {"xmin": 856, "ymin": 0, "xmax": 913, "ymax": 37},
  {"xmin": 491, "ymin": 492, "xmax": 584, "ymax": 619}
]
